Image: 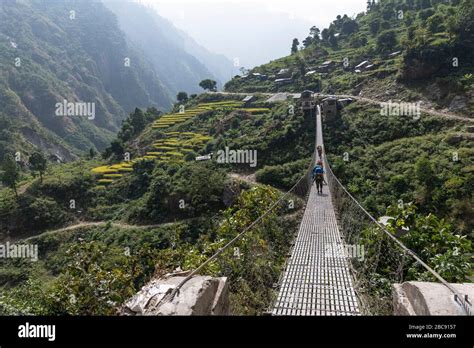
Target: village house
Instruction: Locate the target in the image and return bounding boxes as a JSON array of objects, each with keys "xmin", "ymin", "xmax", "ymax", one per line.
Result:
[
  {"xmin": 242, "ymin": 95, "xmax": 255, "ymax": 106},
  {"xmin": 316, "ymin": 60, "xmax": 336, "ymax": 73},
  {"xmin": 276, "ymin": 68, "xmax": 292, "ymax": 79}
]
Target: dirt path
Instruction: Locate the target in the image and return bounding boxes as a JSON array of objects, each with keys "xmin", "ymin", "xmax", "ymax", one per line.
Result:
[
  {"xmin": 229, "ymin": 172, "xmax": 257, "ymax": 184},
  {"xmin": 21, "ymin": 221, "xmax": 173, "ymax": 243},
  {"xmin": 316, "ymin": 93, "xmax": 474, "ymax": 123},
  {"xmin": 213, "ymin": 92, "xmax": 473, "ymax": 123}
]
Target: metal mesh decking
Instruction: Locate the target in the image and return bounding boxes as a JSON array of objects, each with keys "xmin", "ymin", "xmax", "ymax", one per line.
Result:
[{"xmin": 272, "ymin": 106, "xmax": 360, "ymax": 316}]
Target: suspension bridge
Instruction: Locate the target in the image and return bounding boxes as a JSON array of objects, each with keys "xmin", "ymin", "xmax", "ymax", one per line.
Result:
[
  {"xmin": 162, "ymin": 103, "xmax": 472, "ymax": 316},
  {"xmin": 272, "ymin": 106, "xmax": 360, "ymax": 315}
]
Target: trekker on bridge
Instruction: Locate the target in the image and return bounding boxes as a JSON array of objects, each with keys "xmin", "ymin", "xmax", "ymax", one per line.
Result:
[
  {"xmin": 312, "ymin": 160, "xmax": 325, "ymax": 195},
  {"xmin": 317, "ymin": 145, "xmax": 323, "ymax": 158}
]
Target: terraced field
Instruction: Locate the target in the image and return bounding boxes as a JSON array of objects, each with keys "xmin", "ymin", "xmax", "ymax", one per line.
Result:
[
  {"xmin": 91, "ymin": 131, "xmax": 213, "ymax": 188},
  {"xmin": 91, "ymin": 100, "xmax": 258, "ymax": 188},
  {"xmin": 152, "ymin": 100, "xmax": 244, "ymax": 129}
]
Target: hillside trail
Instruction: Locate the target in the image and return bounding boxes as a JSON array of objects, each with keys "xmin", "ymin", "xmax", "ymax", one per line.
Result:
[
  {"xmin": 18, "ymin": 180, "xmax": 35, "ymax": 195},
  {"xmin": 17, "ymin": 174, "xmax": 254, "ymax": 244},
  {"xmin": 20, "ymin": 221, "xmax": 176, "ymax": 243},
  {"xmin": 229, "ymin": 172, "xmax": 256, "ymax": 184},
  {"xmin": 318, "ymin": 93, "xmax": 474, "ymax": 123},
  {"xmin": 212, "ymin": 92, "xmax": 473, "ymax": 123}
]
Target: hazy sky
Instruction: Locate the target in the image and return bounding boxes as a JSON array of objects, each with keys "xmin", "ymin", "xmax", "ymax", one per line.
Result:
[{"xmin": 139, "ymin": 0, "xmax": 367, "ymax": 68}]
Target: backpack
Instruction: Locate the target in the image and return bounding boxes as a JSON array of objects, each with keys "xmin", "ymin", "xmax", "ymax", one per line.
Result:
[{"xmin": 313, "ymin": 165, "xmax": 324, "ymax": 176}]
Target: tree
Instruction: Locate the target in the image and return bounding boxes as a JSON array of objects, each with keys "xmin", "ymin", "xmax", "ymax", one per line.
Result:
[
  {"xmin": 29, "ymin": 152, "xmax": 47, "ymax": 183},
  {"xmin": 446, "ymin": 15, "xmax": 457, "ymax": 40},
  {"xmin": 1, "ymin": 154, "xmax": 20, "ymax": 197},
  {"xmin": 426, "ymin": 14, "xmax": 444, "ymax": 33},
  {"xmin": 377, "ymin": 29, "xmax": 398, "ymax": 52},
  {"xmin": 415, "ymin": 157, "xmax": 435, "ymax": 189},
  {"xmin": 109, "ymin": 140, "xmax": 124, "ymax": 160},
  {"xmin": 404, "ymin": 12, "xmax": 414, "ymax": 26},
  {"xmin": 199, "ymin": 79, "xmax": 217, "ymax": 92},
  {"xmin": 309, "ymin": 26, "xmax": 320, "ymax": 41},
  {"xmin": 239, "ymin": 67, "xmax": 249, "ymax": 75},
  {"xmin": 455, "ymin": 0, "xmax": 474, "ymax": 42},
  {"xmin": 341, "ymin": 18, "xmax": 359, "ymax": 35},
  {"xmin": 302, "ymin": 36, "xmax": 313, "ymax": 48},
  {"xmin": 369, "ymin": 18, "xmax": 381, "ymax": 35},
  {"xmin": 418, "ymin": 8, "xmax": 435, "ymax": 21},
  {"xmin": 419, "ymin": 0, "xmax": 431, "ymax": 9},
  {"xmin": 295, "ymin": 57, "xmax": 307, "ymax": 81},
  {"xmin": 89, "ymin": 148, "xmax": 96, "ymax": 159},
  {"xmin": 321, "ymin": 28, "xmax": 330, "ymax": 42},
  {"xmin": 328, "ymin": 32, "xmax": 338, "ymax": 47},
  {"xmin": 350, "ymin": 34, "xmax": 368, "ymax": 48},
  {"xmin": 129, "ymin": 108, "xmax": 146, "ymax": 134},
  {"xmin": 291, "ymin": 38, "xmax": 299, "ymax": 54},
  {"xmin": 176, "ymin": 91, "xmax": 188, "ymax": 104}
]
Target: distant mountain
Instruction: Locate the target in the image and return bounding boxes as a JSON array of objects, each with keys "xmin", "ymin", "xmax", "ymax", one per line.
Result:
[
  {"xmin": 0, "ymin": 0, "xmax": 174, "ymax": 160},
  {"xmin": 178, "ymin": 30, "xmax": 237, "ymax": 85},
  {"xmin": 103, "ymin": 0, "xmax": 235, "ymax": 94}
]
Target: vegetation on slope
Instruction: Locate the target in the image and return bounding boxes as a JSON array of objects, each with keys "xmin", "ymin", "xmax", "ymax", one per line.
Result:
[
  {"xmin": 0, "ymin": 93, "xmax": 314, "ymax": 315},
  {"xmin": 0, "ymin": 0, "xmax": 174, "ymax": 158},
  {"xmin": 225, "ymin": 0, "xmax": 474, "ymax": 117}
]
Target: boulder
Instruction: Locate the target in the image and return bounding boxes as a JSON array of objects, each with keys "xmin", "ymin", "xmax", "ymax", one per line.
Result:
[
  {"xmin": 445, "ymin": 133, "xmax": 463, "ymax": 145},
  {"xmin": 448, "ymin": 96, "xmax": 467, "ymax": 112},
  {"xmin": 427, "ymin": 82, "xmax": 443, "ymax": 101},
  {"xmin": 119, "ymin": 275, "xmax": 230, "ymax": 316},
  {"xmin": 392, "ymin": 281, "xmax": 474, "ymax": 315}
]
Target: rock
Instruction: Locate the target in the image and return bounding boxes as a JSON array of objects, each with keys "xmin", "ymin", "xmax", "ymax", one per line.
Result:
[
  {"xmin": 119, "ymin": 275, "xmax": 230, "ymax": 316},
  {"xmin": 392, "ymin": 284, "xmax": 415, "ymax": 315},
  {"xmin": 445, "ymin": 134, "xmax": 463, "ymax": 145},
  {"xmin": 466, "ymin": 126, "xmax": 474, "ymax": 133},
  {"xmin": 428, "ymin": 83, "xmax": 443, "ymax": 101},
  {"xmin": 211, "ymin": 276, "xmax": 230, "ymax": 315},
  {"xmin": 392, "ymin": 281, "xmax": 474, "ymax": 315},
  {"xmin": 448, "ymin": 96, "xmax": 467, "ymax": 112},
  {"xmin": 222, "ymin": 180, "xmax": 242, "ymax": 207}
]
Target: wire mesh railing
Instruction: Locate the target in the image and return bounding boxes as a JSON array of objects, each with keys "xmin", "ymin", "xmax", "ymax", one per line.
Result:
[
  {"xmin": 158, "ymin": 151, "xmax": 317, "ymax": 313},
  {"xmin": 324, "ymin": 157, "xmax": 472, "ymax": 316}
]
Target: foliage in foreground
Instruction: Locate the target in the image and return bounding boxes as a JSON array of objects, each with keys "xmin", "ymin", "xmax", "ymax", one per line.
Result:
[{"xmin": 0, "ymin": 185, "xmax": 299, "ymax": 315}]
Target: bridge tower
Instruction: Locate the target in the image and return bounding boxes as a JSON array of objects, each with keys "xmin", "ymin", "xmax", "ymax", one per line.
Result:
[
  {"xmin": 301, "ymin": 90, "xmax": 315, "ymax": 112},
  {"xmin": 321, "ymin": 96, "xmax": 338, "ymax": 121}
]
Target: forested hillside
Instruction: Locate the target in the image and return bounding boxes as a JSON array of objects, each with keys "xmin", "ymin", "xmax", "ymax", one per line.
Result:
[
  {"xmin": 224, "ymin": 0, "xmax": 474, "ymax": 280},
  {"xmin": 0, "ymin": 0, "xmax": 229, "ymax": 160},
  {"xmin": 0, "ymin": 0, "xmax": 472, "ymax": 317},
  {"xmin": 0, "ymin": 0, "xmax": 173, "ymax": 159},
  {"xmin": 0, "ymin": 93, "xmax": 314, "ymax": 315}
]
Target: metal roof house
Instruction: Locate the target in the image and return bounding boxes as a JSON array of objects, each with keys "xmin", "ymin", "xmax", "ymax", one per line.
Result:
[
  {"xmin": 274, "ymin": 78, "xmax": 293, "ymax": 85},
  {"xmin": 276, "ymin": 68, "xmax": 292, "ymax": 78},
  {"xmin": 242, "ymin": 95, "xmax": 255, "ymax": 106}
]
